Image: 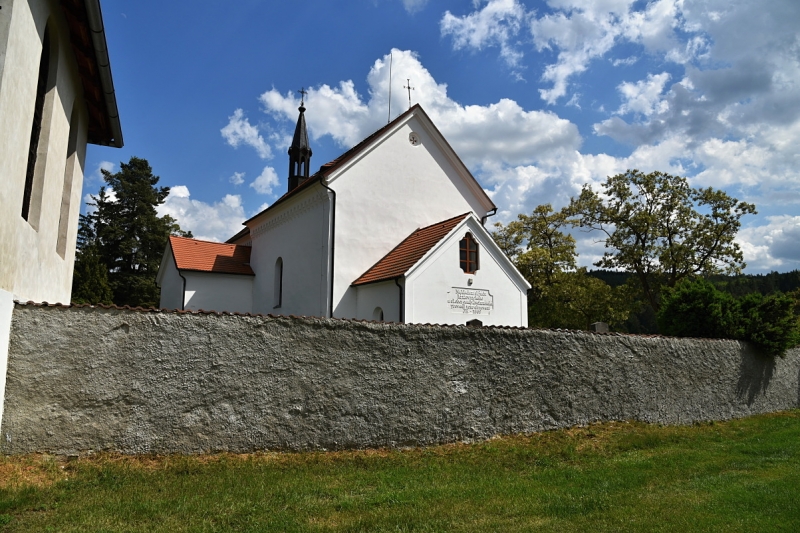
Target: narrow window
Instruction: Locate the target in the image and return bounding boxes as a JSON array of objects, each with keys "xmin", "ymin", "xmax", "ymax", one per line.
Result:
[
  {"xmin": 273, "ymin": 257, "xmax": 283, "ymax": 308},
  {"xmin": 56, "ymin": 106, "xmax": 80, "ymax": 258},
  {"xmin": 372, "ymin": 307, "xmax": 384, "ymax": 322},
  {"xmin": 22, "ymin": 27, "xmax": 51, "ymax": 221},
  {"xmin": 459, "ymin": 233, "xmax": 479, "ymax": 274}
]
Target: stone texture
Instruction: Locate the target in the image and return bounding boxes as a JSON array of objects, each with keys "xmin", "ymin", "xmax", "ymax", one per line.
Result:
[{"xmin": 1, "ymin": 304, "xmax": 798, "ymax": 455}]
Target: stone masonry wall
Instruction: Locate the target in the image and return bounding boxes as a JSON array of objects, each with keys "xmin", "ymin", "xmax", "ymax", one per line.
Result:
[{"xmin": 1, "ymin": 303, "xmax": 798, "ymax": 455}]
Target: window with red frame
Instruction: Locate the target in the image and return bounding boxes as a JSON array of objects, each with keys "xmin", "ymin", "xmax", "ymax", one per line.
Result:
[{"xmin": 459, "ymin": 233, "xmax": 479, "ymax": 274}]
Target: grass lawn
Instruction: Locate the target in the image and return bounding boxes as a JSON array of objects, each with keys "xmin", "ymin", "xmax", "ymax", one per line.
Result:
[{"xmin": 1, "ymin": 410, "xmax": 798, "ymax": 532}]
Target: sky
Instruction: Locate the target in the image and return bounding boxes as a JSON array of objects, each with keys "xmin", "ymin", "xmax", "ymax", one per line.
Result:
[{"xmin": 85, "ymin": 0, "xmax": 800, "ymax": 273}]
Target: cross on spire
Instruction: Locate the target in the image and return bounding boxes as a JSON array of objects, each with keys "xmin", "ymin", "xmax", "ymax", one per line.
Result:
[
  {"xmin": 403, "ymin": 79, "xmax": 415, "ymax": 110},
  {"xmin": 298, "ymin": 87, "xmax": 308, "ymax": 107}
]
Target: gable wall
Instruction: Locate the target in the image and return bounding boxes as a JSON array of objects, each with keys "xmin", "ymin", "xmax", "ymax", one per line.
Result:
[
  {"xmin": 247, "ymin": 186, "xmax": 332, "ymax": 317},
  {"xmin": 330, "ymin": 115, "xmax": 491, "ymax": 319},
  {"xmin": 405, "ymin": 219, "xmax": 528, "ymax": 327},
  {"xmin": 156, "ymin": 250, "xmax": 184, "ymax": 310},
  {"xmin": 0, "ymin": 0, "xmax": 88, "ymax": 304}
]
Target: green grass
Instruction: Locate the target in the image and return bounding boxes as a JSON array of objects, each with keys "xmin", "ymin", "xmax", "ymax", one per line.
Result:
[{"xmin": 2, "ymin": 411, "xmax": 799, "ymax": 532}]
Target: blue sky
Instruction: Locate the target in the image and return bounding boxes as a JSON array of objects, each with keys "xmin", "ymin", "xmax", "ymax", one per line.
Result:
[{"xmin": 85, "ymin": 0, "xmax": 800, "ymax": 273}]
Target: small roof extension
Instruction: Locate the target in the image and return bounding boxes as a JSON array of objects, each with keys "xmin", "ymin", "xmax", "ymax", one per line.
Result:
[{"xmin": 169, "ymin": 236, "xmax": 254, "ymax": 276}]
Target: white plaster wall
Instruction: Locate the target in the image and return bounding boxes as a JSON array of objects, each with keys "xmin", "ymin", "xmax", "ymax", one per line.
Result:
[
  {"xmin": 247, "ymin": 186, "xmax": 331, "ymax": 317},
  {"xmin": 406, "ymin": 218, "xmax": 528, "ymax": 327},
  {"xmin": 0, "ymin": 0, "xmax": 13, "ymax": 96},
  {"xmin": 184, "ymin": 272, "xmax": 253, "ymax": 314},
  {"xmin": 329, "ymin": 114, "xmax": 493, "ymax": 319},
  {"xmin": 156, "ymin": 250, "xmax": 185, "ymax": 310},
  {"xmin": 0, "ymin": 0, "xmax": 88, "ymax": 304},
  {"xmin": 0, "ymin": 288, "xmax": 13, "ymax": 428},
  {"xmin": 355, "ymin": 281, "xmax": 400, "ymax": 323}
]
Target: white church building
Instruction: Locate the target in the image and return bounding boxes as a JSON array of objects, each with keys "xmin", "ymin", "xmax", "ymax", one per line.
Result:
[
  {"xmin": 157, "ymin": 103, "xmax": 530, "ymax": 327},
  {"xmin": 0, "ymin": 0, "xmax": 122, "ymax": 422}
]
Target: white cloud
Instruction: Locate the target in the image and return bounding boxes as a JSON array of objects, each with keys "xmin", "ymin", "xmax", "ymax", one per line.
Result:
[
  {"xmin": 250, "ymin": 166, "xmax": 280, "ymax": 195},
  {"xmin": 157, "ymin": 186, "xmax": 246, "ymax": 242},
  {"xmin": 229, "ymin": 172, "xmax": 245, "ymax": 185},
  {"xmin": 221, "ymin": 109, "xmax": 272, "ymax": 159},
  {"xmin": 260, "ymin": 49, "xmax": 580, "ymax": 169},
  {"xmin": 737, "ymin": 216, "xmax": 800, "ymax": 272},
  {"xmin": 616, "ymin": 72, "xmax": 671, "ymax": 116},
  {"xmin": 401, "ymin": 0, "xmax": 427, "ymax": 14},
  {"xmin": 440, "ymin": 0, "xmax": 528, "ymax": 67}
]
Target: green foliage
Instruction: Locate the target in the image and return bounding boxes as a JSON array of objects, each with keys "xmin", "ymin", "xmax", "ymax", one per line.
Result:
[
  {"xmin": 659, "ymin": 279, "xmax": 800, "ymax": 356},
  {"xmin": 72, "ymin": 157, "xmax": 191, "ymax": 307},
  {"xmin": 658, "ymin": 279, "xmax": 741, "ymax": 339},
  {"xmin": 494, "ymin": 205, "xmax": 633, "ymax": 330},
  {"xmin": 569, "ymin": 169, "xmax": 757, "ymax": 313},
  {"xmin": 738, "ymin": 292, "xmax": 799, "ymax": 357}
]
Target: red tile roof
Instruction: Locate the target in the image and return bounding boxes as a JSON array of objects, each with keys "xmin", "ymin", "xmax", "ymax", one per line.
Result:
[
  {"xmin": 170, "ymin": 236, "xmax": 254, "ymax": 276},
  {"xmin": 353, "ymin": 213, "xmax": 471, "ymax": 286}
]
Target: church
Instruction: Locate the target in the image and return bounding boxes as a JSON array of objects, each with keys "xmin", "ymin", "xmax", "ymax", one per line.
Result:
[
  {"xmin": 156, "ymin": 102, "xmax": 530, "ymax": 327},
  {"xmin": 0, "ymin": 0, "xmax": 122, "ymax": 422}
]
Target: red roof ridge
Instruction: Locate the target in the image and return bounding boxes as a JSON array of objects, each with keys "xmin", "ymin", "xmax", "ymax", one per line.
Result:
[{"xmin": 352, "ymin": 212, "xmax": 472, "ymax": 286}]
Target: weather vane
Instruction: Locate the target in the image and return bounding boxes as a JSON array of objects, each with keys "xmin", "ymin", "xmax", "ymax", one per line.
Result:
[
  {"xmin": 403, "ymin": 79, "xmax": 415, "ymax": 110},
  {"xmin": 298, "ymin": 87, "xmax": 308, "ymax": 107}
]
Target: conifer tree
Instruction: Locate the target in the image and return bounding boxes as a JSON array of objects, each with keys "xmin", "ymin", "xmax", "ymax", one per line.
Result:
[{"xmin": 71, "ymin": 157, "xmax": 191, "ymax": 307}]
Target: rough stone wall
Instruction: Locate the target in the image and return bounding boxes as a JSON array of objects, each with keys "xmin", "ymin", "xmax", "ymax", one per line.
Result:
[{"xmin": 2, "ymin": 304, "xmax": 798, "ymax": 455}]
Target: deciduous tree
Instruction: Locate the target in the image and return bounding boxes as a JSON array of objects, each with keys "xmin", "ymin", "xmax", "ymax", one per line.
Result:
[{"xmin": 569, "ymin": 170, "xmax": 756, "ymax": 313}]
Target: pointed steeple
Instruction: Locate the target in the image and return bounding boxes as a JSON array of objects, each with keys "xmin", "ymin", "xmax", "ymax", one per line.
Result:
[{"xmin": 288, "ymin": 88, "xmax": 312, "ymax": 192}]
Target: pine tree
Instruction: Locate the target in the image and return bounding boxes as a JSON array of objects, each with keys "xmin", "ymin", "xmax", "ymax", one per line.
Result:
[{"xmin": 71, "ymin": 157, "xmax": 191, "ymax": 307}]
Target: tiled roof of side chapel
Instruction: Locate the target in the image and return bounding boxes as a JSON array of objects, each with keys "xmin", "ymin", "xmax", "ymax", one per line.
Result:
[
  {"xmin": 169, "ymin": 236, "xmax": 254, "ymax": 276},
  {"xmin": 352, "ymin": 213, "xmax": 472, "ymax": 286},
  {"xmin": 231, "ymin": 103, "xmax": 495, "ymax": 241}
]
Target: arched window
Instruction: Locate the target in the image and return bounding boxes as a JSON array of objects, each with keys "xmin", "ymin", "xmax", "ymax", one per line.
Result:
[
  {"xmin": 459, "ymin": 233, "xmax": 479, "ymax": 274},
  {"xmin": 22, "ymin": 24, "xmax": 57, "ymax": 225},
  {"xmin": 273, "ymin": 257, "xmax": 283, "ymax": 308},
  {"xmin": 372, "ymin": 307, "xmax": 384, "ymax": 322}
]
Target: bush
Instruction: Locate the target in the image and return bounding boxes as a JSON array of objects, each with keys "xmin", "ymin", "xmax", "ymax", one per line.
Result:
[
  {"xmin": 658, "ymin": 279, "xmax": 740, "ymax": 339},
  {"xmin": 659, "ymin": 279, "xmax": 800, "ymax": 357},
  {"xmin": 738, "ymin": 292, "xmax": 798, "ymax": 357}
]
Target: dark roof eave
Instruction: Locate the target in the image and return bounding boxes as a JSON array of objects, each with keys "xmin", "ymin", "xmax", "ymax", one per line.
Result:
[
  {"xmin": 177, "ymin": 268, "xmax": 255, "ymax": 277},
  {"xmin": 352, "ymin": 275, "xmax": 404, "ymax": 287}
]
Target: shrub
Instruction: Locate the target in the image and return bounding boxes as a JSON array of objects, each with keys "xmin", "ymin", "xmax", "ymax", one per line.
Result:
[
  {"xmin": 658, "ymin": 279, "xmax": 740, "ymax": 339},
  {"xmin": 738, "ymin": 292, "xmax": 798, "ymax": 357}
]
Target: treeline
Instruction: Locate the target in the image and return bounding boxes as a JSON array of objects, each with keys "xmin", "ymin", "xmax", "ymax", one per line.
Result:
[{"xmin": 494, "ymin": 169, "xmax": 800, "ymax": 356}]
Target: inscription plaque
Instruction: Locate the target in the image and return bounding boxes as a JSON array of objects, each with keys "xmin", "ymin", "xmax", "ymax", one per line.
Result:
[{"xmin": 447, "ymin": 287, "xmax": 494, "ymax": 315}]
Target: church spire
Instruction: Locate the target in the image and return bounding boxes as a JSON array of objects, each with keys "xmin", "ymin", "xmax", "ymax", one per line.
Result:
[{"xmin": 288, "ymin": 88, "xmax": 312, "ymax": 192}]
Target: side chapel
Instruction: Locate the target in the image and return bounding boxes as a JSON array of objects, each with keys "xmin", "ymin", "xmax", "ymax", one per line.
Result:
[{"xmin": 156, "ymin": 102, "xmax": 530, "ymax": 327}]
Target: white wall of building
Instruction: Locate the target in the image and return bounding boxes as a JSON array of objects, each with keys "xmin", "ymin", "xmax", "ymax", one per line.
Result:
[
  {"xmin": 405, "ymin": 217, "xmax": 529, "ymax": 327},
  {"xmin": 328, "ymin": 113, "xmax": 494, "ymax": 319},
  {"xmin": 156, "ymin": 250, "xmax": 185, "ymax": 310},
  {"xmin": 183, "ymin": 272, "xmax": 253, "ymax": 314},
  {"xmin": 0, "ymin": 289, "xmax": 13, "ymax": 428},
  {"xmin": 0, "ymin": 0, "xmax": 88, "ymax": 304},
  {"xmin": 247, "ymin": 186, "xmax": 332, "ymax": 317},
  {"xmin": 355, "ymin": 281, "xmax": 401, "ymax": 323}
]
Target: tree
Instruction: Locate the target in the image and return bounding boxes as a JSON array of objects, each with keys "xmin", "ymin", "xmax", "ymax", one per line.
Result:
[
  {"xmin": 72, "ymin": 157, "xmax": 191, "ymax": 307},
  {"xmin": 569, "ymin": 170, "xmax": 756, "ymax": 313},
  {"xmin": 657, "ymin": 278, "xmax": 740, "ymax": 339},
  {"xmin": 493, "ymin": 205, "xmax": 633, "ymax": 330}
]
